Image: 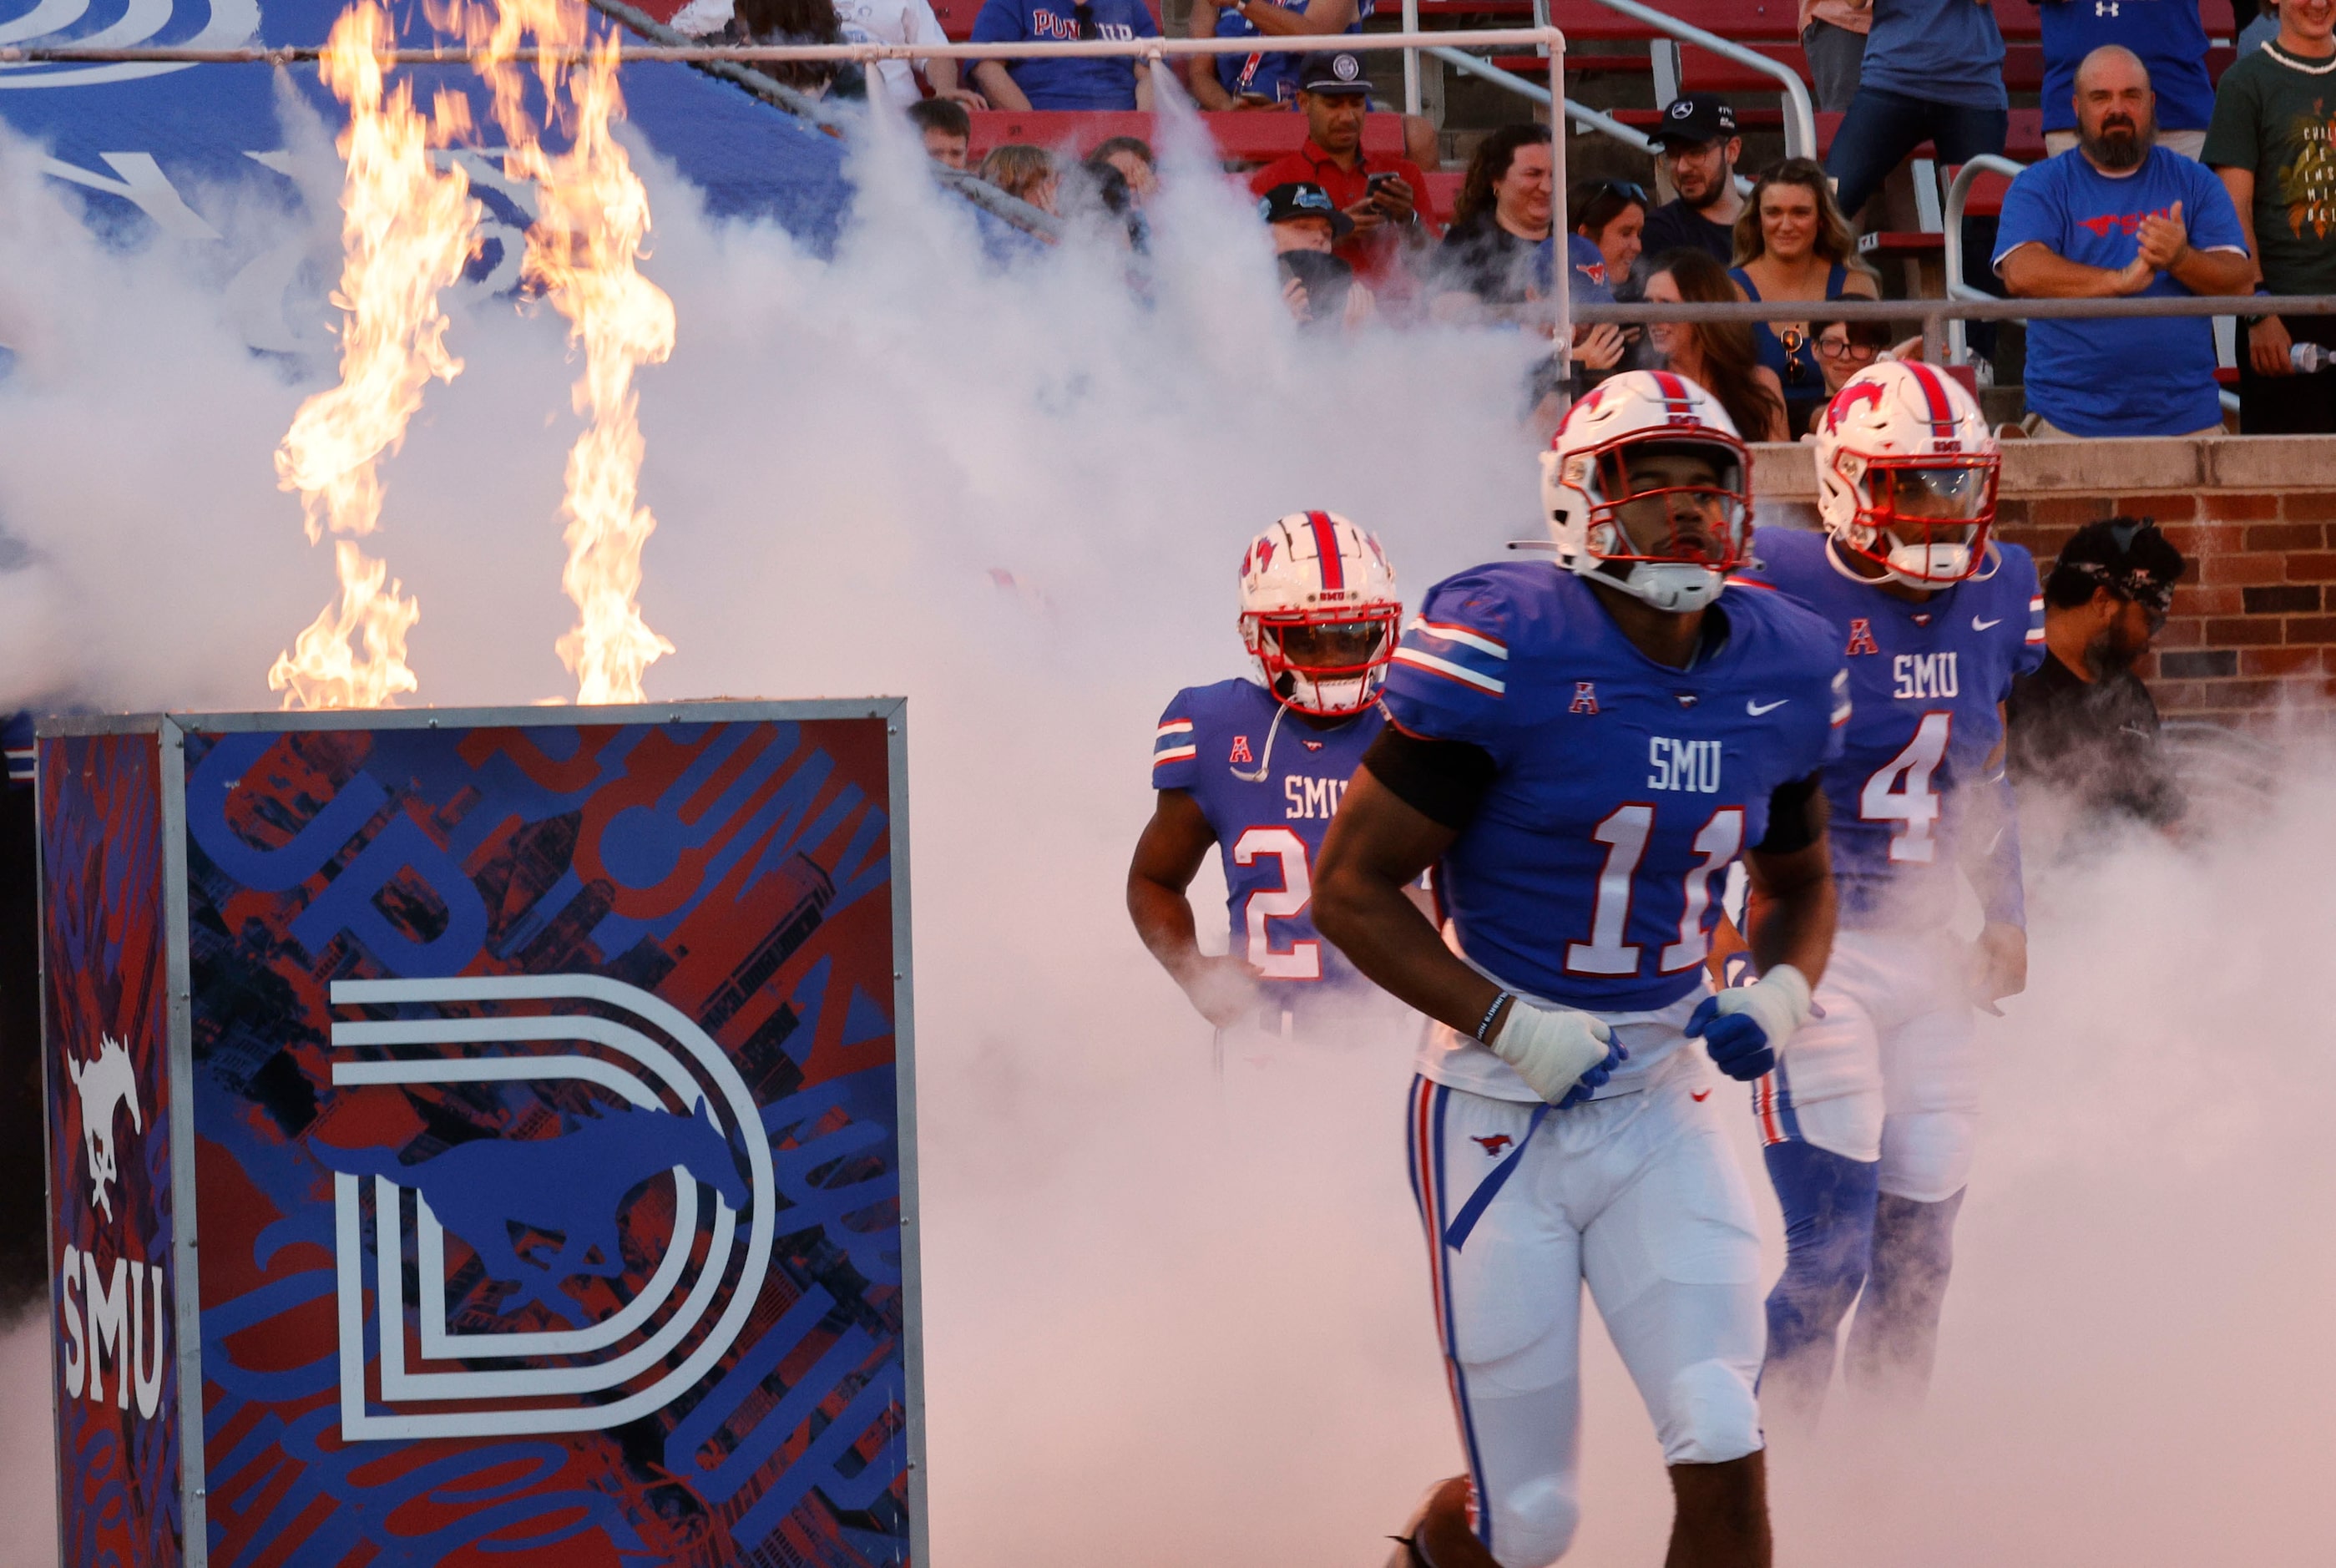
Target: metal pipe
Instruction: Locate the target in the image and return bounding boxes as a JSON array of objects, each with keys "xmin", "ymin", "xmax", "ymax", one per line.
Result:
[
  {"xmin": 1572, "ymin": 294, "xmax": 2336, "ymax": 323},
  {"xmin": 1939, "ymin": 152, "xmax": 2027, "ymax": 365},
  {"xmin": 585, "ymin": 0, "xmax": 1064, "ymax": 241},
  {"xmin": 1550, "ymin": 32, "xmax": 1568, "ymax": 401},
  {"xmin": 1401, "ymin": 0, "xmax": 1421, "ymax": 116},
  {"xmin": 1582, "ymin": 0, "xmax": 1818, "ymax": 159},
  {"xmin": 0, "ymin": 27, "xmax": 1570, "ymax": 64},
  {"xmin": 1426, "ymin": 45, "xmax": 1655, "ymax": 153}
]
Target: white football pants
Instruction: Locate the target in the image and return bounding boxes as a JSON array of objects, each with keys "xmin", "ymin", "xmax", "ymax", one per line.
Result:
[{"xmin": 1407, "ymin": 1047, "xmax": 1765, "ymax": 1568}]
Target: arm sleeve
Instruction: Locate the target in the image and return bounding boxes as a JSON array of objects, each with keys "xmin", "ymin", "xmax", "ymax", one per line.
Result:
[
  {"xmin": 1961, "ymin": 769, "xmax": 2027, "ymax": 928},
  {"xmin": 2187, "ymin": 160, "xmax": 2253, "ymax": 254},
  {"xmin": 1991, "ymin": 166, "xmax": 2057, "ymax": 272},
  {"xmin": 968, "ymin": 0, "xmax": 1021, "ymax": 43},
  {"xmin": 1377, "ymin": 571, "xmax": 1525, "ymax": 757},
  {"xmin": 1150, "ymin": 690, "xmax": 1202, "ymax": 792},
  {"xmin": 1752, "ymin": 771, "xmax": 1826, "ymax": 855},
  {"xmin": 1361, "ymin": 726, "xmax": 1498, "ymax": 832}
]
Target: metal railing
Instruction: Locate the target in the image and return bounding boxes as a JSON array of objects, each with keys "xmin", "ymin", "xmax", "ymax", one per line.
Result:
[
  {"xmin": 1395, "ymin": 0, "xmax": 1816, "ymax": 160},
  {"xmin": 1940, "ymin": 152, "xmax": 2027, "ymax": 367}
]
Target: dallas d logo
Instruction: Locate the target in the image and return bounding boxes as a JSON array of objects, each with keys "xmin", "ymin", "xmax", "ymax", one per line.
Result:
[{"xmin": 311, "ymin": 973, "xmax": 776, "ymax": 1441}]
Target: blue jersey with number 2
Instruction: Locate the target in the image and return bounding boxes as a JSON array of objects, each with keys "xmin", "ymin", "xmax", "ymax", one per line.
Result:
[
  {"xmin": 1152, "ymin": 677, "xmax": 1383, "ymax": 1000},
  {"xmin": 1736, "ymin": 528, "xmax": 2045, "ymax": 929},
  {"xmin": 1380, "ymin": 563, "xmax": 1848, "ymax": 1014}
]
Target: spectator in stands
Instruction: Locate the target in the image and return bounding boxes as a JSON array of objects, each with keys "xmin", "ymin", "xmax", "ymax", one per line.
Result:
[
  {"xmin": 2006, "ymin": 517, "xmax": 2187, "ymax": 834},
  {"xmin": 2207, "ymin": 0, "xmax": 2336, "ymax": 434},
  {"xmin": 1570, "ymin": 177, "xmax": 1648, "ymax": 281},
  {"xmin": 1801, "ymin": 0, "xmax": 1869, "ymax": 114},
  {"xmin": 2239, "ymin": 0, "xmax": 2282, "ymax": 53},
  {"xmin": 835, "ymin": 0, "xmax": 984, "ymax": 109},
  {"xmin": 1186, "ymin": 0, "xmax": 1368, "ymax": 109},
  {"xmin": 1250, "ymin": 53, "xmax": 1434, "ymax": 306},
  {"xmin": 736, "ymin": 0, "xmax": 867, "ymax": 99},
  {"xmin": 1730, "ymin": 158, "xmax": 1882, "ymax": 433},
  {"xmin": 1641, "ymin": 94, "xmax": 1747, "ymax": 266},
  {"xmin": 1264, "ymin": 181, "xmax": 1377, "ymax": 329},
  {"xmin": 1996, "ymin": 46, "xmax": 2253, "ymax": 438},
  {"xmin": 968, "ymin": 0, "xmax": 1161, "ymax": 110},
  {"xmin": 908, "ymin": 97, "xmax": 972, "ymax": 168},
  {"xmin": 1090, "ymin": 134, "xmax": 1157, "ymax": 204},
  {"xmin": 1823, "ymin": 0, "xmax": 2009, "ymax": 221},
  {"xmin": 981, "ymin": 144, "xmax": 1060, "ymax": 213},
  {"xmin": 2038, "ymin": 0, "xmax": 2214, "ymax": 159},
  {"xmin": 1428, "ymin": 123, "xmax": 1554, "ymax": 323},
  {"xmin": 1645, "ymin": 247, "xmax": 1790, "ymax": 438},
  {"xmin": 1805, "ymin": 316, "xmax": 1894, "ymax": 430}
]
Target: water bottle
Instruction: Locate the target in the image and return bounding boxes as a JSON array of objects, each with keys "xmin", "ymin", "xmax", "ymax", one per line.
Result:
[{"xmin": 2293, "ymin": 341, "xmax": 2333, "ymax": 373}]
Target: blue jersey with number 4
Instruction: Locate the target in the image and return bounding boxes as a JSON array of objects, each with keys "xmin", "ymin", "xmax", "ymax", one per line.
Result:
[
  {"xmin": 1152, "ymin": 678, "xmax": 1383, "ymax": 1003},
  {"xmin": 1737, "ymin": 527, "xmax": 2045, "ymax": 930},
  {"xmin": 1380, "ymin": 563, "xmax": 1848, "ymax": 1015}
]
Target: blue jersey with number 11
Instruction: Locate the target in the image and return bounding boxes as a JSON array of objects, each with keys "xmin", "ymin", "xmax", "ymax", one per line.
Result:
[
  {"xmin": 1737, "ymin": 527, "xmax": 2045, "ymax": 930},
  {"xmin": 1152, "ymin": 678, "xmax": 1383, "ymax": 1004},
  {"xmin": 1381, "ymin": 563, "xmax": 1848, "ymax": 1016}
]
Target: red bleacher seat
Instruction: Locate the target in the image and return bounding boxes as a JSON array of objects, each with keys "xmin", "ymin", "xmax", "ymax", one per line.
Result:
[{"xmin": 963, "ymin": 108, "xmax": 1408, "ymax": 164}]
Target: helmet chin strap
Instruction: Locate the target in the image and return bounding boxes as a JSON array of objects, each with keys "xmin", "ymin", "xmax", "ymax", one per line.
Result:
[{"xmin": 1228, "ymin": 696, "xmax": 1292, "ymax": 784}]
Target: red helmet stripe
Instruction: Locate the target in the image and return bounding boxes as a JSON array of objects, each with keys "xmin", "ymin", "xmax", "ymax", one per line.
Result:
[
  {"xmin": 1307, "ymin": 510, "xmax": 1346, "ymax": 593},
  {"xmin": 1649, "ymin": 370, "xmax": 1698, "ymax": 422},
  {"xmin": 1904, "ymin": 362, "xmax": 1959, "ymax": 451}
]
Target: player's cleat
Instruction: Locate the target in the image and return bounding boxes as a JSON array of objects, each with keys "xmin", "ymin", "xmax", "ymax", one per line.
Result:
[{"xmin": 1382, "ymin": 1476, "xmax": 1499, "ymax": 1568}]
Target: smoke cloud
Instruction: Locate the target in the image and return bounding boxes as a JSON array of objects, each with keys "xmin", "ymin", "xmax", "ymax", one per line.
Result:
[{"xmin": 3, "ymin": 84, "xmax": 2333, "ymax": 1566}]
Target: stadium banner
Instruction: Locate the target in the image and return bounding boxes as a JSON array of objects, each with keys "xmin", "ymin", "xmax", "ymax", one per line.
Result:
[{"xmin": 39, "ymin": 701, "xmax": 924, "ymax": 1568}]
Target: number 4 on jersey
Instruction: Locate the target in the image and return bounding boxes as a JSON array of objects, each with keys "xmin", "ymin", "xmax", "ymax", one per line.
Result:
[{"xmin": 1862, "ymin": 711, "xmax": 1952, "ymax": 862}]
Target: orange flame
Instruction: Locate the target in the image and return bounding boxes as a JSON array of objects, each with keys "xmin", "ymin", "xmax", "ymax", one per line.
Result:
[
  {"xmin": 460, "ymin": 0, "xmax": 676, "ymax": 705},
  {"xmin": 270, "ymin": 1, "xmax": 479, "ymax": 710}
]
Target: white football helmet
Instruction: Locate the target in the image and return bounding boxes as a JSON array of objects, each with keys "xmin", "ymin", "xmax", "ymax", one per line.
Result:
[
  {"xmin": 1815, "ymin": 361, "xmax": 2000, "ymax": 585},
  {"xmin": 1539, "ymin": 370, "xmax": 1752, "ymax": 614},
  {"xmin": 1238, "ymin": 511, "xmax": 1401, "ymax": 717}
]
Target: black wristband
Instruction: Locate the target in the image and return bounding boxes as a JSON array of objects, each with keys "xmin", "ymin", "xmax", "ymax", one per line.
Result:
[{"xmin": 1475, "ymin": 991, "xmax": 1514, "ymax": 1045}]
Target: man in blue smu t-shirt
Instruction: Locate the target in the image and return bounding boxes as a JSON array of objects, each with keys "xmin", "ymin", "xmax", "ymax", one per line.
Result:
[
  {"xmin": 2035, "ymin": 0, "xmax": 2215, "ymax": 158},
  {"xmin": 969, "ymin": 0, "xmax": 1161, "ymax": 109},
  {"xmin": 1995, "ymin": 46, "xmax": 2253, "ymax": 438}
]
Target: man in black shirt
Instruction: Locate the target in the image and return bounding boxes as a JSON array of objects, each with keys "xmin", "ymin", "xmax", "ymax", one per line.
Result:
[
  {"xmin": 2005, "ymin": 518, "xmax": 2187, "ymax": 834},
  {"xmin": 1639, "ymin": 94, "xmax": 1747, "ymax": 267}
]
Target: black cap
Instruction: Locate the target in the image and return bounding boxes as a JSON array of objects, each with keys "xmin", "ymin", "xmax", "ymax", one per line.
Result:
[
  {"xmin": 1297, "ymin": 51, "xmax": 1372, "ymax": 97},
  {"xmin": 1649, "ymin": 93, "xmax": 1739, "ymax": 148},
  {"xmin": 2050, "ymin": 517, "xmax": 2187, "ymax": 613},
  {"xmin": 1258, "ymin": 180, "xmax": 1355, "ymax": 236}
]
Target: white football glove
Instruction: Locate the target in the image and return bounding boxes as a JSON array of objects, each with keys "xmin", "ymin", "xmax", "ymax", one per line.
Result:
[
  {"xmin": 1686, "ymin": 962, "xmax": 1813, "ymax": 1082},
  {"xmin": 1488, "ymin": 999, "xmax": 1620, "ymax": 1105}
]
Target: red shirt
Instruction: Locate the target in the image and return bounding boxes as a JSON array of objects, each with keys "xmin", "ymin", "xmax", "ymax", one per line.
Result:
[{"xmin": 1249, "ymin": 138, "xmax": 1436, "ymax": 295}]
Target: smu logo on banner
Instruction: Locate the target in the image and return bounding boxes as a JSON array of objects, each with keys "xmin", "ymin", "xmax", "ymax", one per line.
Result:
[
  {"xmin": 311, "ymin": 973, "xmax": 776, "ymax": 1441},
  {"xmin": 58, "ymin": 1029, "xmax": 169, "ymax": 1420}
]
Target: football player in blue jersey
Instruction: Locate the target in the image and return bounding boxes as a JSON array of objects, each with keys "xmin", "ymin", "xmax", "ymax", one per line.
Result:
[
  {"xmin": 1126, "ymin": 511, "xmax": 1403, "ymax": 1051},
  {"xmin": 1313, "ymin": 371, "xmax": 1849, "ymax": 1568},
  {"xmin": 1728, "ymin": 362, "xmax": 2045, "ymax": 1431}
]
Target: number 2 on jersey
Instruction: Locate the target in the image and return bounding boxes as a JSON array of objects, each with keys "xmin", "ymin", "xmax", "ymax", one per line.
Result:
[
  {"xmin": 1861, "ymin": 711, "xmax": 1952, "ymax": 863},
  {"xmin": 1231, "ymin": 827, "xmax": 1320, "ymax": 979}
]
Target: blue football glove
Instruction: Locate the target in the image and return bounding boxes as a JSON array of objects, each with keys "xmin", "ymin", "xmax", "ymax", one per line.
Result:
[
  {"xmin": 1554, "ymin": 1037, "xmax": 1630, "ymax": 1109},
  {"xmin": 1685, "ymin": 963, "xmax": 1814, "ymax": 1084}
]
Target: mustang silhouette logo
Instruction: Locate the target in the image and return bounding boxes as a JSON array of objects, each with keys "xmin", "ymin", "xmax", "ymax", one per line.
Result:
[
  {"xmin": 66, "ymin": 1034, "xmax": 143, "ymax": 1222},
  {"xmin": 315, "ymin": 1100, "xmax": 750, "ymax": 1328}
]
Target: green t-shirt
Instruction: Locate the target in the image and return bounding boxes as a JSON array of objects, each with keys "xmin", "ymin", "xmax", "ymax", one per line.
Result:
[{"xmin": 2202, "ymin": 42, "xmax": 2336, "ymax": 295}]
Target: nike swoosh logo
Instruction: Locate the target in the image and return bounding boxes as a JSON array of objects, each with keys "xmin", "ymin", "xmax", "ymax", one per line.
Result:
[
  {"xmin": 1747, "ymin": 698, "xmax": 1790, "ymax": 716},
  {"xmin": 1691, "ymin": 1090, "xmax": 1712, "ymax": 1101},
  {"xmin": 1972, "ymin": 617, "xmax": 2002, "ymax": 630}
]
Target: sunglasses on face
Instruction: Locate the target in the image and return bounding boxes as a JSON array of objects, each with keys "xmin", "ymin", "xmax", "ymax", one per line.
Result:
[{"xmin": 1592, "ymin": 178, "xmax": 1650, "ymax": 205}]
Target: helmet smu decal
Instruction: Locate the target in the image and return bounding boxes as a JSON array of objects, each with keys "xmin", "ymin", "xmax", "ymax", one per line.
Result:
[
  {"xmin": 1815, "ymin": 361, "xmax": 2000, "ymax": 586},
  {"xmin": 1238, "ymin": 511, "xmax": 1402, "ymax": 716},
  {"xmin": 1539, "ymin": 370, "xmax": 1752, "ymax": 614}
]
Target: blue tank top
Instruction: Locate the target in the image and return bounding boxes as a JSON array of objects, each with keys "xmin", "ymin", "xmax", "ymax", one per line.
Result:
[{"xmin": 1730, "ymin": 262, "xmax": 1849, "ymax": 407}]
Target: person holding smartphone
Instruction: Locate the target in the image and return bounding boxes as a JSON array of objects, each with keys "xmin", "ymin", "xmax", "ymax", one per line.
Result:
[
  {"xmin": 1248, "ymin": 53, "xmax": 1437, "ymax": 312},
  {"xmin": 1262, "ymin": 182, "xmax": 1377, "ymax": 330}
]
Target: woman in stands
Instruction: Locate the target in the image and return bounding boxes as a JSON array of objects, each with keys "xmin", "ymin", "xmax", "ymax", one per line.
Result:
[
  {"xmin": 1428, "ymin": 124, "xmax": 1556, "ymax": 324},
  {"xmin": 1570, "ymin": 177, "xmax": 1648, "ymax": 286},
  {"xmin": 1804, "ymin": 316, "xmax": 1895, "ymax": 433},
  {"xmin": 980, "ymin": 144, "xmax": 1059, "ymax": 216},
  {"xmin": 1644, "ymin": 247, "xmax": 1789, "ymax": 441},
  {"xmin": 1728, "ymin": 159, "xmax": 1878, "ymax": 433}
]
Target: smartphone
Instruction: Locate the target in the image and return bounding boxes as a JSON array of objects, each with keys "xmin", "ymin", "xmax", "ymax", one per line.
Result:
[{"xmin": 1364, "ymin": 170, "xmax": 1399, "ymax": 200}]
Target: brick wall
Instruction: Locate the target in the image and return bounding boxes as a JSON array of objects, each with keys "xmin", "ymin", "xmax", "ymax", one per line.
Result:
[{"xmin": 1752, "ymin": 434, "xmax": 2336, "ymax": 724}]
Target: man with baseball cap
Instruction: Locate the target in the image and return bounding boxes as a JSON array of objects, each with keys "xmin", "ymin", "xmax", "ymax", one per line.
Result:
[
  {"xmin": 2006, "ymin": 517, "xmax": 2187, "ymax": 834},
  {"xmin": 1638, "ymin": 94, "xmax": 1748, "ymax": 267},
  {"xmin": 1248, "ymin": 52, "xmax": 1436, "ymax": 305}
]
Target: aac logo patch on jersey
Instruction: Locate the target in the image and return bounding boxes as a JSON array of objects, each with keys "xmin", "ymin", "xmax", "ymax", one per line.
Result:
[
  {"xmin": 1570, "ymin": 681, "xmax": 1600, "ymax": 715},
  {"xmin": 1845, "ymin": 618, "xmax": 1879, "ymax": 657},
  {"xmin": 1230, "ymin": 735, "xmax": 1252, "ymax": 764}
]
